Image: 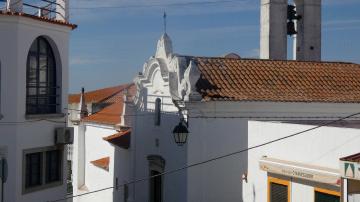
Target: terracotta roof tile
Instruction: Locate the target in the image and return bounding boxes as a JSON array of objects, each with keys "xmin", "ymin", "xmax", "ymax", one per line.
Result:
[
  {"xmin": 190, "ymin": 57, "xmax": 360, "ymax": 103},
  {"xmin": 82, "ymin": 98, "xmax": 123, "ymax": 125},
  {"xmin": 340, "ymin": 153, "xmax": 360, "ymax": 163},
  {"xmin": 69, "ymin": 83, "xmax": 132, "ymax": 104},
  {"xmin": 90, "ymin": 157, "xmax": 110, "ymax": 171},
  {"xmin": 103, "ymin": 129, "xmax": 131, "ymax": 149},
  {"xmin": 0, "ymin": 11, "xmax": 77, "ymax": 29},
  {"xmin": 81, "ymin": 84, "xmax": 136, "ymax": 125}
]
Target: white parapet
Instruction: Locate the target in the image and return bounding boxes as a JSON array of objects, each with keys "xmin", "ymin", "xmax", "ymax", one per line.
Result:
[{"xmin": 6, "ymin": 0, "xmax": 23, "ymax": 12}]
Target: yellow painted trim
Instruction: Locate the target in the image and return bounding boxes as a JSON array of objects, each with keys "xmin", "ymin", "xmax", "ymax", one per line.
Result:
[
  {"xmin": 268, "ymin": 177, "xmax": 291, "ymax": 202},
  {"xmin": 314, "ymin": 187, "xmax": 341, "ymax": 198}
]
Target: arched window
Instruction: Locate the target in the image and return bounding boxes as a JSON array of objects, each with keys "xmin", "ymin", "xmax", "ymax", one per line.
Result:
[{"xmin": 26, "ymin": 37, "xmax": 58, "ymax": 114}]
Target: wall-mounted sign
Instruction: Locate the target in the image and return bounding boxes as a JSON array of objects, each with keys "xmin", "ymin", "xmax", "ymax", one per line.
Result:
[
  {"xmin": 340, "ymin": 161, "xmax": 360, "ymax": 180},
  {"xmin": 259, "ymin": 157, "xmax": 340, "ymax": 186}
]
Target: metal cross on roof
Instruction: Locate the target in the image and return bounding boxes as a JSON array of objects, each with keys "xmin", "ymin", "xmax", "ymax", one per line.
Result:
[{"xmin": 163, "ymin": 12, "xmax": 167, "ymax": 34}]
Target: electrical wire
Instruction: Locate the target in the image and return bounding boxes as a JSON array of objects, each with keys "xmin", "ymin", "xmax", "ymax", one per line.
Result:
[
  {"xmin": 47, "ymin": 111, "xmax": 360, "ymax": 202},
  {"xmin": 70, "ymin": 0, "xmax": 248, "ymax": 10},
  {"xmin": 0, "ymin": 119, "xmax": 66, "ymax": 125},
  {"xmin": 65, "ymin": 107, "xmax": 360, "ymax": 120}
]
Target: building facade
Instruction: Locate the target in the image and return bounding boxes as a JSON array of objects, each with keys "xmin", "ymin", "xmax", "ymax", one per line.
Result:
[
  {"xmin": 0, "ymin": 0, "xmax": 75, "ymax": 201},
  {"xmin": 68, "ymin": 84, "xmax": 135, "ymax": 202},
  {"xmin": 131, "ymin": 33, "xmax": 360, "ymax": 202}
]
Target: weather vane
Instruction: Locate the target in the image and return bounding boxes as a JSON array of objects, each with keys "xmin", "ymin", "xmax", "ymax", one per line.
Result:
[{"xmin": 163, "ymin": 11, "xmax": 167, "ymax": 34}]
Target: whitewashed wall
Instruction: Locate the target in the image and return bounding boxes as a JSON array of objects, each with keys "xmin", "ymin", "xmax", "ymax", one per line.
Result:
[
  {"xmin": 72, "ymin": 124, "xmax": 129, "ymax": 202},
  {"xmin": 132, "ymin": 111, "xmax": 187, "ymax": 202},
  {"xmin": 133, "ymin": 49, "xmax": 187, "ymax": 201},
  {"xmin": 186, "ymin": 117, "xmax": 248, "ymax": 202},
  {"xmin": 244, "ymin": 121, "xmax": 360, "ymax": 202},
  {"xmin": 0, "ymin": 15, "xmax": 71, "ymax": 202}
]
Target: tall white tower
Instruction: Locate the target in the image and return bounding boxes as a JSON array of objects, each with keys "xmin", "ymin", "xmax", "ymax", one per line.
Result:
[
  {"xmin": 294, "ymin": 0, "xmax": 321, "ymax": 61},
  {"xmin": 0, "ymin": 1, "xmax": 75, "ymax": 201},
  {"xmin": 260, "ymin": 0, "xmax": 321, "ymax": 61},
  {"xmin": 260, "ymin": 0, "xmax": 288, "ymax": 60}
]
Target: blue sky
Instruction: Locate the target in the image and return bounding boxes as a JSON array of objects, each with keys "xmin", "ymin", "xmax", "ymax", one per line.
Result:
[{"xmin": 68, "ymin": 0, "xmax": 360, "ymax": 93}]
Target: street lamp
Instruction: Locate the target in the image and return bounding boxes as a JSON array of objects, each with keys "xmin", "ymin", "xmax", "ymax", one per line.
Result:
[{"xmin": 172, "ymin": 120, "xmax": 189, "ymax": 146}]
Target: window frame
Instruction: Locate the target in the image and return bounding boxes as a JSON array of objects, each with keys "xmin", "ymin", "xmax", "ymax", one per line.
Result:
[
  {"xmin": 268, "ymin": 176, "xmax": 291, "ymax": 202},
  {"xmin": 314, "ymin": 187, "xmax": 340, "ymax": 202},
  {"xmin": 26, "ymin": 36, "xmax": 59, "ymax": 115},
  {"xmin": 22, "ymin": 146, "xmax": 64, "ymax": 194}
]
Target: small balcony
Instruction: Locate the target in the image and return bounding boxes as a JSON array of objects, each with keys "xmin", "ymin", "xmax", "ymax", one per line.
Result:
[{"xmin": 0, "ymin": 0, "xmax": 68, "ymax": 22}]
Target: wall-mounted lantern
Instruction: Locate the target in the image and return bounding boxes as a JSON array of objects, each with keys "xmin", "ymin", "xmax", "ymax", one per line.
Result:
[{"xmin": 172, "ymin": 120, "xmax": 189, "ymax": 146}]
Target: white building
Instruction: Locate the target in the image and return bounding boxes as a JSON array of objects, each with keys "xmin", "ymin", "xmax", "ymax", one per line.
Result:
[
  {"xmin": 340, "ymin": 153, "xmax": 360, "ymax": 201},
  {"xmin": 0, "ymin": 1, "xmax": 75, "ymax": 201},
  {"xmin": 131, "ymin": 32, "xmax": 360, "ymax": 202},
  {"xmin": 68, "ymin": 84, "xmax": 135, "ymax": 202}
]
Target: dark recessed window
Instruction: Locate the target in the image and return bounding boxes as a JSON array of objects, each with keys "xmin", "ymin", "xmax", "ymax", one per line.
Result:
[
  {"xmin": 315, "ymin": 190, "xmax": 340, "ymax": 202},
  {"xmin": 268, "ymin": 177, "xmax": 289, "ymax": 202},
  {"xmin": 150, "ymin": 170, "xmax": 162, "ymax": 202},
  {"xmin": 46, "ymin": 150, "xmax": 61, "ymax": 183},
  {"xmin": 26, "ymin": 37, "xmax": 58, "ymax": 115},
  {"xmin": 23, "ymin": 147, "xmax": 63, "ymax": 193},
  {"xmin": 25, "ymin": 152, "xmax": 43, "ymax": 188},
  {"xmin": 270, "ymin": 182, "xmax": 288, "ymax": 202},
  {"xmin": 154, "ymin": 98, "xmax": 161, "ymax": 126},
  {"xmin": 148, "ymin": 155, "xmax": 165, "ymax": 202}
]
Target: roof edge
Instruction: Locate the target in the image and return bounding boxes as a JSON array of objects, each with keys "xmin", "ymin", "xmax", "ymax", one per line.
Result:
[{"xmin": 0, "ymin": 11, "xmax": 77, "ymax": 29}]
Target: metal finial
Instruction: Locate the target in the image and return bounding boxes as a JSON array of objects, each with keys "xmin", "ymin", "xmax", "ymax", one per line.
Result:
[{"xmin": 163, "ymin": 12, "xmax": 167, "ymax": 34}]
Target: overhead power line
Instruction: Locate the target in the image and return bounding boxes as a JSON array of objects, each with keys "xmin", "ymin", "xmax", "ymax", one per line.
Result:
[
  {"xmin": 70, "ymin": 0, "xmax": 247, "ymax": 10},
  {"xmin": 47, "ymin": 111, "xmax": 360, "ymax": 202},
  {"xmin": 65, "ymin": 107, "xmax": 360, "ymax": 120},
  {"xmin": 0, "ymin": 119, "xmax": 66, "ymax": 125}
]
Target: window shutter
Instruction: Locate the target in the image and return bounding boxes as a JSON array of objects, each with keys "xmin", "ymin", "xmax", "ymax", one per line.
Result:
[
  {"xmin": 270, "ymin": 182, "xmax": 288, "ymax": 202},
  {"xmin": 315, "ymin": 191, "xmax": 340, "ymax": 202}
]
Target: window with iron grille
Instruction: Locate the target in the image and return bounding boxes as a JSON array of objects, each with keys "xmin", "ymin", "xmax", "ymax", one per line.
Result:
[
  {"xmin": 26, "ymin": 37, "xmax": 58, "ymax": 115},
  {"xmin": 23, "ymin": 147, "xmax": 63, "ymax": 194},
  {"xmin": 45, "ymin": 150, "xmax": 61, "ymax": 183},
  {"xmin": 25, "ymin": 152, "xmax": 43, "ymax": 188}
]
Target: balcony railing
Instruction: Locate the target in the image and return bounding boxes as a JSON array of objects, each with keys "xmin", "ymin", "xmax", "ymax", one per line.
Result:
[{"xmin": 0, "ymin": 0, "xmax": 68, "ymax": 22}]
